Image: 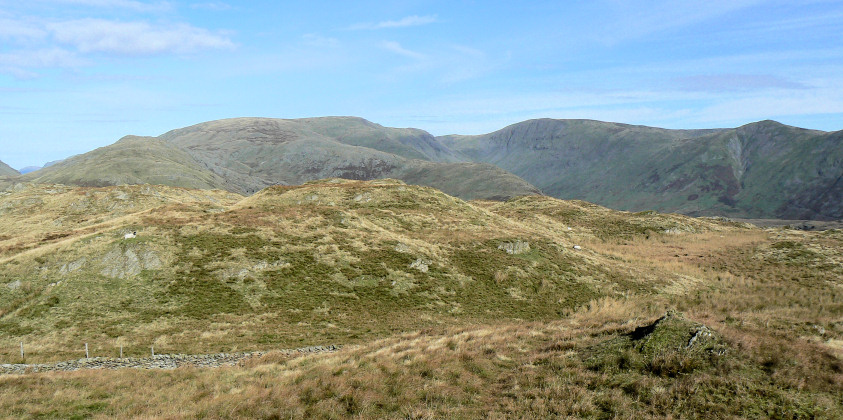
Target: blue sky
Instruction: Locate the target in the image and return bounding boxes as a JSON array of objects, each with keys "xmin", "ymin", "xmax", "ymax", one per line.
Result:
[{"xmin": 1, "ymin": 0, "xmax": 842, "ymax": 169}]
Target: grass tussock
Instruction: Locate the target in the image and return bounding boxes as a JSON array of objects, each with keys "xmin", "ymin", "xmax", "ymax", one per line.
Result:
[{"xmin": 1, "ymin": 301, "xmax": 840, "ymax": 419}]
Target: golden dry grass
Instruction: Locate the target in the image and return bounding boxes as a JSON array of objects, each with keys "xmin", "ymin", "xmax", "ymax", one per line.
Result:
[{"xmin": 0, "ymin": 180, "xmax": 841, "ymax": 418}]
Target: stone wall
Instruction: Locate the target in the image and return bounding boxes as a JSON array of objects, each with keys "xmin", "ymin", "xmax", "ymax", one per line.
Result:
[{"xmin": 0, "ymin": 345, "xmax": 340, "ymax": 375}]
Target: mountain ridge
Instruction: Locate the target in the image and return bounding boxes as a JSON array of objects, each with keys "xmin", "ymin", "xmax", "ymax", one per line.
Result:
[
  {"xmin": 440, "ymin": 118, "xmax": 842, "ymax": 220},
  {"xmin": 4, "ymin": 116, "xmax": 840, "ymax": 219},
  {"xmin": 15, "ymin": 117, "xmax": 539, "ymax": 201}
]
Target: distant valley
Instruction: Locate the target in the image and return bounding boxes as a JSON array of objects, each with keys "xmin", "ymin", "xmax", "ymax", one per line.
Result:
[{"xmin": 2, "ymin": 117, "xmax": 841, "ymax": 220}]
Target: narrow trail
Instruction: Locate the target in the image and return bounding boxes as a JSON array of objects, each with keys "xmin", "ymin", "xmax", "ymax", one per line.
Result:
[
  {"xmin": 0, "ymin": 207, "xmax": 160, "ymax": 265},
  {"xmin": 0, "ymin": 345, "xmax": 341, "ymax": 375}
]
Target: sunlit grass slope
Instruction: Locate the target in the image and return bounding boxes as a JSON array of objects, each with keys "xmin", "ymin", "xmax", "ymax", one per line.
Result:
[{"xmin": 0, "ymin": 179, "xmax": 840, "ymax": 418}]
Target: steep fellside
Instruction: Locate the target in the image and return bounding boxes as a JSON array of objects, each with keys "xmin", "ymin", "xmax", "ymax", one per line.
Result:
[
  {"xmin": 441, "ymin": 119, "xmax": 842, "ymax": 219},
  {"xmin": 19, "ymin": 136, "xmax": 240, "ymax": 192},
  {"xmin": 439, "ymin": 119, "xmax": 717, "ymax": 203},
  {"xmin": 640, "ymin": 121, "xmax": 841, "ymax": 219},
  {"xmin": 158, "ymin": 117, "xmax": 537, "ymax": 199},
  {"xmin": 0, "ymin": 160, "xmax": 18, "ymax": 177}
]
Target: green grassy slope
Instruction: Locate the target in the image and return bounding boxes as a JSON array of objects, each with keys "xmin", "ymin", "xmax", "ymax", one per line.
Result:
[
  {"xmin": 158, "ymin": 117, "xmax": 538, "ymax": 199},
  {"xmin": 18, "ymin": 136, "xmax": 241, "ymax": 192},
  {"xmin": 638, "ymin": 121, "xmax": 841, "ymax": 219},
  {"xmin": 441, "ymin": 118, "xmax": 842, "ymax": 219},
  {"xmin": 0, "ymin": 179, "xmax": 736, "ymax": 361},
  {"xmin": 0, "ymin": 160, "xmax": 18, "ymax": 177},
  {"xmin": 7, "ymin": 117, "xmax": 537, "ymax": 202},
  {"xmin": 1, "ymin": 181, "xmax": 841, "ymax": 418},
  {"xmin": 295, "ymin": 116, "xmax": 465, "ymax": 163}
]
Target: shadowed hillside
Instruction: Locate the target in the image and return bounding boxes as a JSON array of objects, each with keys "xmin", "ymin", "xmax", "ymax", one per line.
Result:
[{"xmin": 440, "ymin": 119, "xmax": 842, "ymax": 220}]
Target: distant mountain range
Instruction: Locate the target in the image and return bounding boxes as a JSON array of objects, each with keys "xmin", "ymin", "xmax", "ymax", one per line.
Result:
[
  {"xmin": 14, "ymin": 117, "xmax": 539, "ymax": 201},
  {"xmin": 440, "ymin": 119, "xmax": 842, "ymax": 220},
  {"xmin": 4, "ymin": 117, "xmax": 841, "ymax": 220},
  {"xmin": 17, "ymin": 159, "xmax": 63, "ymax": 174}
]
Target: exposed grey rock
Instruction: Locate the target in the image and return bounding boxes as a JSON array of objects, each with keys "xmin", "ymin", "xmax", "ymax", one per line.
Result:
[
  {"xmin": 100, "ymin": 246, "xmax": 161, "ymax": 279},
  {"xmin": 498, "ymin": 240, "xmax": 530, "ymax": 255},
  {"xmin": 59, "ymin": 258, "xmax": 86, "ymax": 276},
  {"xmin": 686, "ymin": 326, "xmax": 714, "ymax": 349},
  {"xmin": 409, "ymin": 258, "xmax": 429, "ymax": 273}
]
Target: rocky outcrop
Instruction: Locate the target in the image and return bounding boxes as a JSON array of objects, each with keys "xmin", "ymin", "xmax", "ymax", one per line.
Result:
[{"xmin": 100, "ymin": 245, "xmax": 161, "ymax": 279}]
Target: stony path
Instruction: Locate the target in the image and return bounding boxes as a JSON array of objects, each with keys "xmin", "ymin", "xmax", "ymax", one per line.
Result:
[{"xmin": 0, "ymin": 345, "xmax": 340, "ymax": 375}]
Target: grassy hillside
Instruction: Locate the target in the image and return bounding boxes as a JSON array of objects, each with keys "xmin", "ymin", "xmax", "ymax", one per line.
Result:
[
  {"xmin": 18, "ymin": 136, "xmax": 241, "ymax": 193},
  {"xmin": 1, "ymin": 179, "xmax": 741, "ymax": 362},
  {"xmin": 12, "ymin": 117, "xmax": 538, "ymax": 201},
  {"xmin": 441, "ymin": 119, "xmax": 842, "ymax": 220},
  {"xmin": 640, "ymin": 120, "xmax": 841, "ymax": 219},
  {"xmin": 0, "ymin": 160, "xmax": 18, "ymax": 177},
  {"xmin": 158, "ymin": 117, "xmax": 536, "ymax": 200},
  {"xmin": 0, "ymin": 181, "xmax": 840, "ymax": 418}
]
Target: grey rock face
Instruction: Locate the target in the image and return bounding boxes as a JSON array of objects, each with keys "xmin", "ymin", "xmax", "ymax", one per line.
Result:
[{"xmin": 100, "ymin": 246, "xmax": 161, "ymax": 279}]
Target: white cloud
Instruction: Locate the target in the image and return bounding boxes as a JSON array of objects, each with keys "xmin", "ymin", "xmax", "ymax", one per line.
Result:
[
  {"xmin": 48, "ymin": 19, "xmax": 235, "ymax": 55},
  {"xmin": 0, "ymin": 19, "xmax": 48, "ymax": 41},
  {"xmin": 348, "ymin": 15, "xmax": 437, "ymax": 30},
  {"xmin": 381, "ymin": 41, "xmax": 425, "ymax": 60},
  {"xmin": 0, "ymin": 48, "xmax": 86, "ymax": 78}
]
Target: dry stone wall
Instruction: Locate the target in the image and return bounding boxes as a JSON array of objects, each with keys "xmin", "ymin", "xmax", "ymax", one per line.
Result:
[{"xmin": 0, "ymin": 345, "xmax": 340, "ymax": 375}]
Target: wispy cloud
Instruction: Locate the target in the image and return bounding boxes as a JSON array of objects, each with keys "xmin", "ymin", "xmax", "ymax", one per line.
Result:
[
  {"xmin": 0, "ymin": 18, "xmax": 48, "ymax": 41},
  {"xmin": 347, "ymin": 15, "xmax": 437, "ymax": 30},
  {"xmin": 381, "ymin": 41, "xmax": 425, "ymax": 60},
  {"xmin": 48, "ymin": 19, "xmax": 235, "ymax": 55},
  {"xmin": 0, "ymin": 48, "xmax": 86, "ymax": 78},
  {"xmin": 594, "ymin": 0, "xmax": 765, "ymax": 45}
]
